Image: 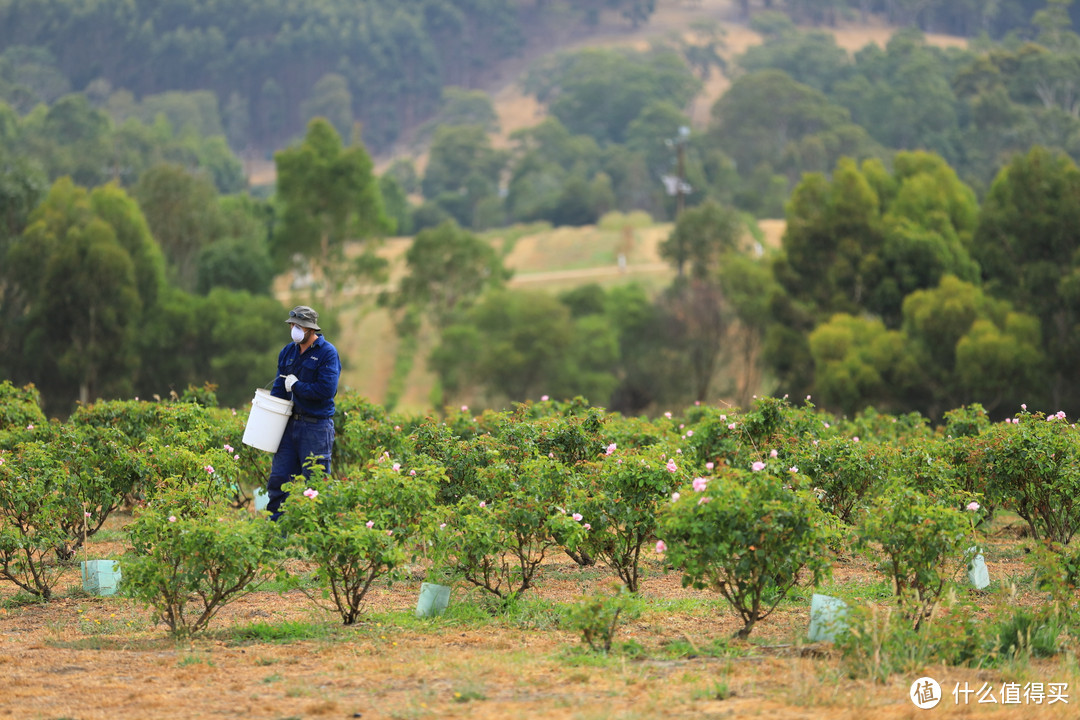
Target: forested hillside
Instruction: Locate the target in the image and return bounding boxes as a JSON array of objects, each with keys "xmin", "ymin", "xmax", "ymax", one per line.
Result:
[
  {"xmin": 5, "ymin": 0, "xmax": 1080, "ymax": 421},
  {"xmin": 0, "ymin": 0, "xmax": 661, "ymax": 153},
  {"xmin": 0, "ymin": 0, "xmax": 1074, "ymax": 155}
]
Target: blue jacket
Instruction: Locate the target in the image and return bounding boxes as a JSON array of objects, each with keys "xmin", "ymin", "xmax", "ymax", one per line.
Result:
[{"xmin": 271, "ymin": 334, "xmax": 341, "ymax": 418}]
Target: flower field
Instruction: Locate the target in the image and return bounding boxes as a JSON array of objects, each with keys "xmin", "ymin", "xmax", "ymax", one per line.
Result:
[{"xmin": 1, "ymin": 380, "xmax": 1079, "ymax": 719}]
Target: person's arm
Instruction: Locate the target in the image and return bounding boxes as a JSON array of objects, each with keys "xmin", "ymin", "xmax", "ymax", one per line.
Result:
[{"xmin": 291, "ymin": 343, "xmax": 340, "ymax": 402}]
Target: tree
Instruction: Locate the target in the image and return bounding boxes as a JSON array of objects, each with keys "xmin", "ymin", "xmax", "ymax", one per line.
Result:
[
  {"xmin": 525, "ymin": 47, "xmax": 701, "ymax": 146},
  {"xmin": 196, "ymin": 236, "xmax": 274, "ymax": 296},
  {"xmin": 23, "ymin": 94, "xmax": 112, "ymax": 187},
  {"xmin": 659, "ymin": 200, "xmax": 742, "ymax": 279},
  {"xmin": 421, "ymin": 124, "xmax": 505, "ymax": 200},
  {"xmin": 195, "ymin": 193, "xmax": 275, "ymax": 296},
  {"xmin": 615, "ymin": 0, "xmax": 657, "ymax": 28},
  {"xmin": 624, "ymin": 100, "xmax": 692, "ymax": 180},
  {"xmin": 901, "ymin": 275, "xmax": 1044, "ymax": 418},
  {"xmin": 430, "ymin": 289, "xmax": 618, "ymax": 407},
  {"xmin": 776, "ymin": 153, "xmax": 979, "ymax": 327},
  {"xmin": 0, "ymin": 145, "xmax": 46, "ymax": 255},
  {"xmin": 605, "ymin": 283, "xmax": 685, "ymax": 414},
  {"xmin": 378, "ymin": 173, "xmax": 413, "ymax": 237},
  {"xmin": 300, "ymin": 74, "xmax": 354, "ymax": 142},
  {"xmin": 504, "ymin": 118, "xmax": 608, "ymax": 223},
  {"xmin": 135, "ymin": 286, "xmax": 284, "ymax": 408},
  {"xmin": 773, "ymin": 159, "xmax": 885, "ymax": 320},
  {"xmin": 259, "ymin": 78, "xmax": 286, "ymax": 142},
  {"xmin": 717, "ymin": 253, "xmax": 779, "ymax": 409},
  {"xmin": 870, "ymin": 152, "xmax": 981, "ymax": 326},
  {"xmin": 5, "ymin": 179, "xmax": 146, "ymax": 410},
  {"xmin": 274, "ymin": 118, "xmax": 392, "ymax": 307},
  {"xmin": 832, "ymin": 30, "xmax": 960, "ymax": 155},
  {"xmin": 420, "ymin": 124, "xmax": 506, "ymax": 229},
  {"xmin": 970, "ymin": 146, "xmax": 1080, "ymax": 409},
  {"xmin": 385, "ymin": 219, "xmax": 511, "ymax": 329},
  {"xmin": 0, "ymin": 146, "xmax": 48, "ymax": 384},
  {"xmin": 768, "ymin": 152, "xmax": 982, "ymax": 403},
  {"xmin": 89, "ymin": 181, "xmax": 167, "ymax": 311},
  {"xmin": 1032, "ymin": 0, "xmax": 1080, "ymax": 53},
  {"xmin": 223, "ymin": 91, "xmax": 250, "ymax": 151},
  {"xmin": 737, "ymin": 29, "xmax": 851, "ymax": 94},
  {"xmin": 134, "ymin": 164, "xmax": 224, "ymax": 292},
  {"xmin": 679, "ymin": 19, "xmax": 728, "ymax": 82},
  {"xmin": 708, "ymin": 70, "xmax": 881, "ymax": 189},
  {"xmin": 808, "ymin": 313, "xmax": 908, "ymax": 417},
  {"xmin": 657, "ymin": 278, "xmax": 729, "ymax": 403},
  {"xmin": 418, "ymin": 86, "xmax": 500, "ymax": 138}
]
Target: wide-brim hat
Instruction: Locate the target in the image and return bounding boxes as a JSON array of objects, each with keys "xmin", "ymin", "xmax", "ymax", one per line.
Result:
[{"xmin": 286, "ymin": 305, "xmax": 321, "ymax": 331}]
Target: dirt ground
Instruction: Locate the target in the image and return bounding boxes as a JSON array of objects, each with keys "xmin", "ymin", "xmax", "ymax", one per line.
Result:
[{"xmin": 2, "ymin": 511, "xmax": 1077, "ymax": 720}]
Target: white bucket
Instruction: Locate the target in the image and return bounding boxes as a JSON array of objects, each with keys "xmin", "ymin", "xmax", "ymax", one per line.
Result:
[{"xmin": 242, "ymin": 388, "xmax": 293, "ymax": 453}]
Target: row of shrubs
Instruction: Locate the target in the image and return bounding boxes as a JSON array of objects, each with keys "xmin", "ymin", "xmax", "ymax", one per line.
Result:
[{"xmin": 1, "ymin": 381, "xmax": 1079, "ymax": 669}]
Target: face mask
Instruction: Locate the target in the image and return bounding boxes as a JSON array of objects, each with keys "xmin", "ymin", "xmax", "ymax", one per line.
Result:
[{"xmin": 290, "ymin": 325, "xmax": 306, "ymax": 343}]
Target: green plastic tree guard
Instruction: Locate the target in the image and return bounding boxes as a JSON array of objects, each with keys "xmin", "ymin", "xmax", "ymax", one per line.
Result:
[
  {"xmin": 415, "ymin": 582, "xmax": 451, "ymax": 618},
  {"xmin": 808, "ymin": 593, "xmax": 848, "ymax": 643},
  {"xmin": 967, "ymin": 547, "xmax": 990, "ymax": 590},
  {"xmin": 81, "ymin": 560, "xmax": 121, "ymax": 596}
]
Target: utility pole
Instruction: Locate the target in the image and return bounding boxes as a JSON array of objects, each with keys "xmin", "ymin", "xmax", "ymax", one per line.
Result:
[
  {"xmin": 663, "ymin": 126, "xmax": 693, "ymax": 277},
  {"xmin": 663, "ymin": 125, "xmax": 691, "ymax": 219},
  {"xmin": 675, "ymin": 130, "xmax": 687, "ymax": 218}
]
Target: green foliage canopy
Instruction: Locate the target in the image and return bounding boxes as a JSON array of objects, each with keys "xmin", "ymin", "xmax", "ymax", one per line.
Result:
[
  {"xmin": 524, "ymin": 47, "xmax": 701, "ymax": 147},
  {"xmin": 274, "ymin": 118, "xmax": 391, "ymax": 305}
]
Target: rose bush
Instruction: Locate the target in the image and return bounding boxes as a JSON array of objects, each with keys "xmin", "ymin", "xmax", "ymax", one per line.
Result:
[{"xmin": 658, "ymin": 468, "xmax": 834, "ymax": 638}]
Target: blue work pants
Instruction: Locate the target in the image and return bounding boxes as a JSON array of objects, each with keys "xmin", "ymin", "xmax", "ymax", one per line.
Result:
[{"xmin": 266, "ymin": 416, "xmax": 334, "ymax": 520}]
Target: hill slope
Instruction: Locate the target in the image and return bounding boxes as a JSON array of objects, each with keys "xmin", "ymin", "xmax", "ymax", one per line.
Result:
[
  {"xmin": 247, "ymin": 1, "xmax": 966, "ymax": 183},
  {"xmin": 271, "ymin": 3, "xmax": 966, "ymax": 412},
  {"xmin": 274, "ymin": 214, "xmax": 787, "ymax": 412}
]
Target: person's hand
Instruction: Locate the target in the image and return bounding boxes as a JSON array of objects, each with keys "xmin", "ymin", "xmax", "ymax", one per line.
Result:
[{"xmin": 284, "ymin": 374, "xmax": 298, "ymax": 392}]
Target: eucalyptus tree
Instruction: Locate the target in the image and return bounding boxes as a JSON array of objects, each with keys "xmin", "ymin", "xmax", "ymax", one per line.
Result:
[
  {"xmin": 707, "ymin": 69, "xmax": 882, "ymax": 192},
  {"xmin": 420, "ymin": 124, "xmax": 506, "ymax": 229},
  {"xmin": 383, "ymin": 219, "xmax": 511, "ymax": 330},
  {"xmin": 525, "ymin": 46, "xmax": 701, "ymax": 147},
  {"xmin": 134, "ymin": 164, "xmax": 225, "ymax": 292},
  {"xmin": 274, "ymin": 117, "xmax": 392, "ymax": 308},
  {"xmin": 4, "ymin": 179, "xmax": 161, "ymax": 410},
  {"xmin": 971, "ymin": 146, "xmax": 1080, "ymax": 409},
  {"xmin": 767, "ymin": 152, "xmax": 981, "ymax": 405}
]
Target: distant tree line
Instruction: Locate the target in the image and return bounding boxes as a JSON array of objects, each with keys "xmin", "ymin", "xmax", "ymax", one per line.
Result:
[
  {"xmin": 0, "ymin": 93, "xmax": 244, "ymax": 192},
  {"xmin": 400, "ymin": 143, "xmax": 1080, "ymax": 422},
  {"xmin": 0, "ymin": 114, "xmax": 396, "ymax": 416},
  {"xmin": 0, "ymin": 0, "xmax": 658, "ymax": 154},
  {"xmin": 0, "ymin": 151, "xmax": 283, "ymax": 415},
  {"xmin": 728, "ymin": 5, "xmax": 1080, "ymax": 199},
  {"xmin": 738, "ymin": 0, "xmax": 1078, "ymax": 38},
  {"xmin": 388, "ymin": 5, "xmax": 1080, "ymax": 233}
]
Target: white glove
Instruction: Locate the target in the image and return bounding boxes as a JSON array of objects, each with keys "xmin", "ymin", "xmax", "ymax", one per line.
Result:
[{"xmin": 284, "ymin": 374, "xmax": 298, "ymax": 392}]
